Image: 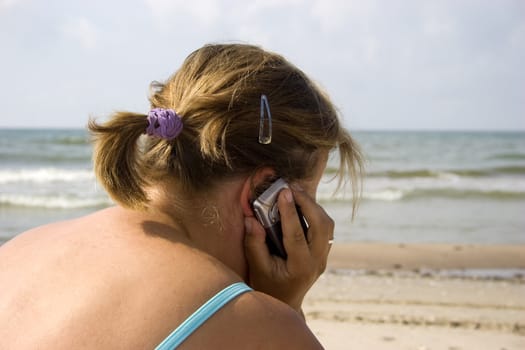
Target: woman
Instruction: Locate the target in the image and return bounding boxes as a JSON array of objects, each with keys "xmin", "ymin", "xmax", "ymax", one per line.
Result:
[{"xmin": 0, "ymin": 44, "xmax": 362, "ymax": 349}]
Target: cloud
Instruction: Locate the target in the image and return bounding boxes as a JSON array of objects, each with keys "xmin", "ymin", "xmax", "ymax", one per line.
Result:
[
  {"xmin": 0, "ymin": 0, "xmax": 22, "ymax": 11},
  {"xmin": 310, "ymin": 0, "xmax": 377, "ymax": 33},
  {"xmin": 0, "ymin": 0, "xmax": 523, "ymax": 129},
  {"xmin": 60, "ymin": 17, "xmax": 98, "ymax": 50},
  {"xmin": 144, "ymin": 0, "xmax": 221, "ymax": 27}
]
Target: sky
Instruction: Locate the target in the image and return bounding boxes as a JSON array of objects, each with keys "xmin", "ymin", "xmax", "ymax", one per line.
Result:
[{"xmin": 0, "ymin": 0, "xmax": 524, "ymax": 130}]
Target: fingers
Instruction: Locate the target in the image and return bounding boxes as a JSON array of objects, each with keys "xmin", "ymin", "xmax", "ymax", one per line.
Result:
[
  {"xmin": 246, "ymin": 184, "xmax": 334, "ymax": 281},
  {"xmin": 289, "ymin": 187, "xmax": 334, "ymax": 268},
  {"xmin": 277, "ymin": 189, "xmax": 310, "ymax": 263},
  {"xmin": 244, "ymin": 216, "xmax": 272, "ymax": 274},
  {"xmin": 245, "ymin": 186, "xmax": 333, "ymax": 311}
]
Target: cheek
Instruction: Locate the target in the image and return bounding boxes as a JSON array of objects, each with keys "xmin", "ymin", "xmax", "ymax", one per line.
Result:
[{"xmin": 296, "ymin": 181, "xmax": 320, "ymax": 200}]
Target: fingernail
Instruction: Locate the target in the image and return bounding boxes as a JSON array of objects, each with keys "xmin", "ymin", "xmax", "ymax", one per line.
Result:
[
  {"xmin": 291, "ymin": 183, "xmax": 303, "ymax": 192},
  {"xmin": 284, "ymin": 189, "xmax": 293, "ymax": 203}
]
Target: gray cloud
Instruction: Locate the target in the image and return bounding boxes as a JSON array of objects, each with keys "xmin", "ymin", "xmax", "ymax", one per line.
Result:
[{"xmin": 0, "ymin": 0, "xmax": 523, "ymax": 130}]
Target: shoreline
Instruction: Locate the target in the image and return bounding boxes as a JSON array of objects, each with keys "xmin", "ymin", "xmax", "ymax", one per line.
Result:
[
  {"xmin": 327, "ymin": 242, "xmax": 525, "ymax": 270},
  {"xmin": 307, "ymin": 244, "xmax": 525, "ymax": 349}
]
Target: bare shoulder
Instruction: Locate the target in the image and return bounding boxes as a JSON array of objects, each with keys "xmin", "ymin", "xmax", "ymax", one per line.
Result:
[
  {"xmin": 237, "ymin": 291, "xmax": 324, "ymax": 349},
  {"xmin": 183, "ymin": 290, "xmax": 324, "ymax": 349}
]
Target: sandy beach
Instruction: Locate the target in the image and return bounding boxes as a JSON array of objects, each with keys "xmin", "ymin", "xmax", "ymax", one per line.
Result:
[{"xmin": 304, "ymin": 243, "xmax": 525, "ymax": 349}]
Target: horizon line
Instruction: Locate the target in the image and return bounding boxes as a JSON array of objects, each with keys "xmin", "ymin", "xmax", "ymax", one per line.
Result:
[{"xmin": 1, "ymin": 126, "xmax": 524, "ymax": 133}]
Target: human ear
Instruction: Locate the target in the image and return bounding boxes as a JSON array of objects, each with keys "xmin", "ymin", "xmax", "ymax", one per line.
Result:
[{"xmin": 240, "ymin": 167, "xmax": 277, "ymax": 217}]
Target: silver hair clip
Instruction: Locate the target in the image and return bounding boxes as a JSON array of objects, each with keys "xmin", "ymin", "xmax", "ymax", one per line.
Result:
[
  {"xmin": 259, "ymin": 94, "xmax": 272, "ymax": 144},
  {"xmin": 148, "ymin": 80, "xmax": 164, "ymax": 99}
]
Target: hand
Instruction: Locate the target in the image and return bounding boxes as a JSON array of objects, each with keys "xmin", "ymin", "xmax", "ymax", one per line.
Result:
[{"xmin": 244, "ymin": 186, "xmax": 334, "ymax": 314}]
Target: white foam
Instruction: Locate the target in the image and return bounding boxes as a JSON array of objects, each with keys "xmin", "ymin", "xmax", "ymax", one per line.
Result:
[
  {"xmin": 0, "ymin": 194, "xmax": 111, "ymax": 209},
  {"xmin": 0, "ymin": 168, "xmax": 94, "ymax": 184},
  {"xmin": 316, "ymin": 173, "xmax": 525, "ymax": 202},
  {"xmin": 363, "ymin": 189, "xmax": 405, "ymax": 201}
]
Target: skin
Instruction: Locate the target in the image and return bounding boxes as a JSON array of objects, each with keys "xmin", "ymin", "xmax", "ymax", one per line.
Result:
[{"xmin": 0, "ymin": 151, "xmax": 332, "ymax": 349}]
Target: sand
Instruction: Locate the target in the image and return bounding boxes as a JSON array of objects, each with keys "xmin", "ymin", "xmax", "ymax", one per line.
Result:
[{"xmin": 304, "ymin": 243, "xmax": 525, "ymax": 349}]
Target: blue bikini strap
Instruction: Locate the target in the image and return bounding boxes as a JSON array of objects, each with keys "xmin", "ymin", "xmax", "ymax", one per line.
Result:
[{"xmin": 155, "ymin": 282, "xmax": 253, "ymax": 350}]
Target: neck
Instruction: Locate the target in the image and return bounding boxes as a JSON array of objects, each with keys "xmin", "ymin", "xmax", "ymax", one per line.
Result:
[{"xmin": 145, "ymin": 179, "xmax": 248, "ymax": 279}]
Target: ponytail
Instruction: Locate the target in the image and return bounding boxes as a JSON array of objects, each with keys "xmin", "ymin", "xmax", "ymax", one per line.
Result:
[
  {"xmin": 87, "ymin": 44, "xmax": 364, "ymax": 214},
  {"xmin": 88, "ymin": 112, "xmax": 149, "ymax": 209}
]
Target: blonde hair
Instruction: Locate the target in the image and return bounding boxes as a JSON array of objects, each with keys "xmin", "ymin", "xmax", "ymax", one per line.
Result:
[{"xmin": 89, "ymin": 43, "xmax": 363, "ymax": 211}]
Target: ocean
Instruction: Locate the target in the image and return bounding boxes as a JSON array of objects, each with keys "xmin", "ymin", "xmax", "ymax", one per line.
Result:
[{"xmin": 0, "ymin": 129, "xmax": 524, "ymax": 245}]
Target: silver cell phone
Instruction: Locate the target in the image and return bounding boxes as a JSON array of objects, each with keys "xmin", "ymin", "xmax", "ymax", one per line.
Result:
[{"xmin": 252, "ymin": 178, "xmax": 308, "ymax": 259}]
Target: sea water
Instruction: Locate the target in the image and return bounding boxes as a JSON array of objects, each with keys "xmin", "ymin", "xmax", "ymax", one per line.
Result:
[
  {"xmin": 325, "ymin": 131, "xmax": 525, "ymax": 244},
  {"xmin": 1, "ymin": 129, "xmax": 524, "ymax": 244}
]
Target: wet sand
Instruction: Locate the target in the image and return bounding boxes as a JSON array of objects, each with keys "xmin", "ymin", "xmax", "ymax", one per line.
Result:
[
  {"xmin": 304, "ymin": 243, "xmax": 525, "ymax": 349},
  {"xmin": 326, "ymin": 243, "xmax": 525, "ymax": 270}
]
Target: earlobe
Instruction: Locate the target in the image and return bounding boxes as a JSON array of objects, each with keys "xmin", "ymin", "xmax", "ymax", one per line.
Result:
[
  {"xmin": 239, "ymin": 167, "xmax": 277, "ymax": 217},
  {"xmin": 240, "ymin": 180, "xmax": 255, "ymax": 217}
]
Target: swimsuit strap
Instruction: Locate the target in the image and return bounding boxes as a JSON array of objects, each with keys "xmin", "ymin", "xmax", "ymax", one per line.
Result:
[{"xmin": 155, "ymin": 282, "xmax": 253, "ymax": 350}]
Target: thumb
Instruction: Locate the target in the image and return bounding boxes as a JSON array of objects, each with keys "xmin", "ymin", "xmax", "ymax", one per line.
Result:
[{"xmin": 244, "ymin": 217, "xmax": 271, "ymax": 272}]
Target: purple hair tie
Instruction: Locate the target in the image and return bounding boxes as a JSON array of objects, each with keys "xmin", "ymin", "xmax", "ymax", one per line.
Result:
[{"xmin": 145, "ymin": 108, "xmax": 183, "ymax": 140}]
